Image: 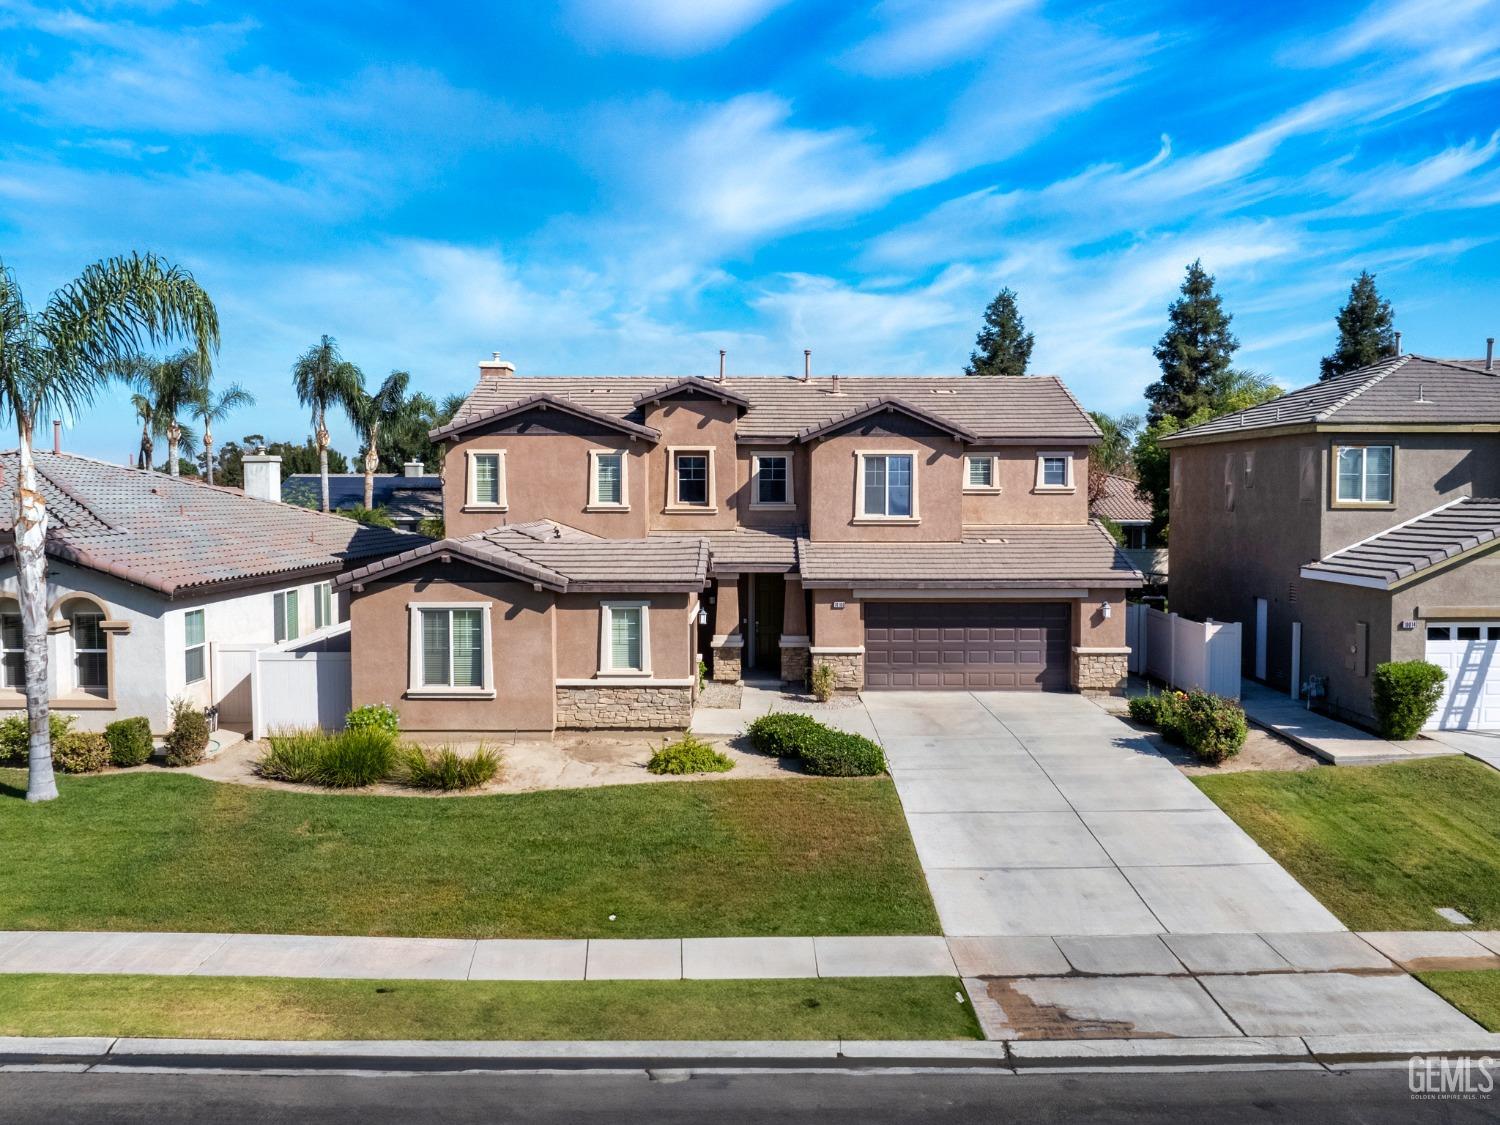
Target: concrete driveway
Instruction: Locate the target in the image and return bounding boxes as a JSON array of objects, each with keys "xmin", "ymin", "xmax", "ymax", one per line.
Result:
[{"xmin": 861, "ymin": 691, "xmax": 1345, "ymax": 938}]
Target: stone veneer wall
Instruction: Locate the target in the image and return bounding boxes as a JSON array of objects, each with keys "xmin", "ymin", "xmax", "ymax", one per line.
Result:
[
  {"xmin": 779, "ymin": 644, "xmax": 810, "ymax": 686},
  {"xmin": 555, "ymin": 685, "xmax": 693, "ymax": 730},
  {"xmin": 712, "ymin": 641, "xmax": 743, "ymax": 683},
  {"xmin": 1072, "ymin": 648, "xmax": 1128, "ymax": 694},
  {"xmin": 809, "ymin": 651, "xmax": 863, "ymax": 692}
]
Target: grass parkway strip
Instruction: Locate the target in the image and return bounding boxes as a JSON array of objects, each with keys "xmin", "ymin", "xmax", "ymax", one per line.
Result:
[{"xmin": 0, "ymin": 770, "xmax": 939, "ymax": 939}]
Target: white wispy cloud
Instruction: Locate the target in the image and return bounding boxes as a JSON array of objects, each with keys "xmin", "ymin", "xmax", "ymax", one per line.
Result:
[
  {"xmin": 565, "ymin": 0, "xmax": 790, "ymax": 54},
  {"xmin": 844, "ymin": 0, "xmax": 1037, "ymax": 75}
]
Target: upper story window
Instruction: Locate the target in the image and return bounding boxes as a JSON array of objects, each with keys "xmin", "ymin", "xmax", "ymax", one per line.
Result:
[
  {"xmin": 411, "ymin": 604, "xmax": 492, "ymax": 695},
  {"xmin": 273, "ymin": 590, "xmax": 299, "ymax": 643},
  {"xmin": 858, "ymin": 452, "xmax": 916, "ymax": 519},
  {"xmin": 670, "ymin": 448, "xmax": 714, "ymax": 510},
  {"xmin": 964, "ymin": 454, "xmax": 999, "ymax": 492},
  {"xmin": 184, "ymin": 608, "xmax": 206, "ymax": 684},
  {"xmin": 0, "ymin": 599, "xmax": 22, "ymax": 690},
  {"xmin": 465, "ymin": 450, "xmax": 507, "ymax": 509},
  {"xmin": 590, "ymin": 451, "xmax": 627, "ymax": 508},
  {"xmin": 751, "ymin": 453, "xmax": 793, "ymax": 508},
  {"xmin": 601, "ymin": 602, "xmax": 650, "ymax": 674},
  {"xmin": 313, "ymin": 582, "xmax": 334, "ymax": 630},
  {"xmin": 1334, "ymin": 445, "xmax": 1393, "ymax": 505},
  {"xmin": 1034, "ymin": 452, "xmax": 1075, "ymax": 491}
]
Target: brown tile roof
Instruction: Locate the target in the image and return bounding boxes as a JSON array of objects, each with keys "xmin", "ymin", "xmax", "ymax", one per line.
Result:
[
  {"xmin": 649, "ymin": 526, "xmax": 801, "ymax": 573},
  {"xmin": 1164, "ymin": 355, "xmax": 1500, "ymax": 444},
  {"xmin": 797, "ymin": 522, "xmax": 1142, "ymax": 588},
  {"xmin": 795, "ymin": 396, "xmax": 978, "ymax": 443},
  {"xmin": 439, "ymin": 374, "xmax": 1100, "ymax": 443},
  {"xmin": 632, "ymin": 377, "xmax": 751, "ymax": 411},
  {"xmin": 1091, "ymin": 473, "xmax": 1152, "ymax": 523},
  {"xmin": 429, "ymin": 392, "xmax": 661, "ymax": 443},
  {"xmin": 336, "ymin": 519, "xmax": 709, "ymax": 593},
  {"xmin": 0, "ymin": 452, "xmax": 424, "ymax": 598},
  {"xmin": 1300, "ymin": 497, "xmax": 1500, "ymax": 590}
]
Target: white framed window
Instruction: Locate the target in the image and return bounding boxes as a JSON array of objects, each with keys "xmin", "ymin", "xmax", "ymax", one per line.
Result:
[
  {"xmin": 1034, "ymin": 451, "xmax": 1075, "ymax": 491},
  {"xmin": 184, "ymin": 609, "xmax": 206, "ymax": 684},
  {"xmin": 600, "ymin": 601, "xmax": 651, "ymax": 674},
  {"xmin": 273, "ymin": 590, "xmax": 299, "ymax": 643},
  {"xmin": 964, "ymin": 454, "xmax": 999, "ymax": 492},
  {"xmin": 465, "ymin": 449, "xmax": 508, "ymax": 509},
  {"xmin": 408, "ymin": 604, "xmax": 494, "ymax": 695},
  {"xmin": 857, "ymin": 452, "xmax": 917, "ymax": 519},
  {"xmin": 313, "ymin": 582, "xmax": 334, "ymax": 629},
  {"xmin": 589, "ymin": 450, "xmax": 628, "ymax": 508},
  {"xmin": 750, "ymin": 452, "xmax": 793, "ymax": 508},
  {"xmin": 668, "ymin": 447, "xmax": 715, "ymax": 511},
  {"xmin": 1334, "ymin": 445, "xmax": 1393, "ymax": 504},
  {"xmin": 0, "ymin": 600, "xmax": 23, "ymax": 690},
  {"xmin": 65, "ymin": 601, "xmax": 107, "ymax": 696}
]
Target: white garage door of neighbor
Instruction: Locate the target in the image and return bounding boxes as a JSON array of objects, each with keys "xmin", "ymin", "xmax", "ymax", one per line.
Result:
[{"xmin": 1424, "ymin": 622, "xmax": 1500, "ymax": 731}]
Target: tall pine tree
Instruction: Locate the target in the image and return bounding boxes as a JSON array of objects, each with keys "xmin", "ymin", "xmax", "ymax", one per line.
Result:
[
  {"xmin": 965, "ymin": 287, "xmax": 1034, "ymax": 376},
  {"xmin": 1144, "ymin": 261, "xmax": 1239, "ymax": 425},
  {"xmin": 1319, "ymin": 271, "xmax": 1396, "ymax": 381}
]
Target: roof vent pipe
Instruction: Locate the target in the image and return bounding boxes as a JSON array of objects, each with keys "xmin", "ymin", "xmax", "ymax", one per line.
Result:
[
  {"xmin": 803, "ymin": 349, "xmax": 811, "ymax": 382},
  {"xmin": 1394, "ymin": 331, "xmax": 1402, "ymax": 355},
  {"xmin": 718, "ymin": 350, "xmax": 726, "ymax": 384},
  {"xmin": 831, "ymin": 370, "xmax": 840, "ymax": 395},
  {"xmin": 1487, "ymin": 337, "xmax": 1494, "ymax": 372},
  {"xmin": 52, "ymin": 420, "xmax": 61, "ymax": 454}
]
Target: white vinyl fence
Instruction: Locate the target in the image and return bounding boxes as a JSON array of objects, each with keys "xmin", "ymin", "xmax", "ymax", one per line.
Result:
[
  {"xmin": 249, "ymin": 624, "xmax": 353, "ymax": 740},
  {"xmin": 1126, "ymin": 603, "xmax": 1241, "ymax": 699}
]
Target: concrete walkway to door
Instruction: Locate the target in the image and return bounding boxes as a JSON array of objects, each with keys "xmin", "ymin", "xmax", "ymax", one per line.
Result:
[{"xmin": 862, "ymin": 690, "xmax": 1345, "ymax": 938}]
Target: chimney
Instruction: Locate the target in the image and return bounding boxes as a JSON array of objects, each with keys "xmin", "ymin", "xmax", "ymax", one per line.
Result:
[
  {"xmin": 51, "ymin": 420, "xmax": 61, "ymax": 454},
  {"xmin": 403, "ymin": 460, "xmax": 425, "ymax": 478},
  {"xmin": 718, "ymin": 350, "xmax": 726, "ymax": 384},
  {"xmin": 479, "ymin": 352, "xmax": 515, "ymax": 378},
  {"xmin": 1394, "ymin": 331, "xmax": 1402, "ymax": 355},
  {"xmin": 1487, "ymin": 337, "xmax": 1494, "ymax": 372},
  {"xmin": 241, "ymin": 452, "xmax": 282, "ymax": 503},
  {"xmin": 802, "ymin": 350, "xmax": 811, "ymax": 382}
]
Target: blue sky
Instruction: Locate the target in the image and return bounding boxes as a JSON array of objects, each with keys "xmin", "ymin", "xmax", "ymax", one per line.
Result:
[{"xmin": 2, "ymin": 0, "xmax": 1498, "ymax": 461}]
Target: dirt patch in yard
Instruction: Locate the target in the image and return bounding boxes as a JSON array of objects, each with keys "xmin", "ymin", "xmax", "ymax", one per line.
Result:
[{"xmin": 1165, "ymin": 726, "xmax": 1323, "ymax": 775}]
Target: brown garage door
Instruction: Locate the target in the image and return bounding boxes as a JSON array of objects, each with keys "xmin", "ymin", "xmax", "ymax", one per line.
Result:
[{"xmin": 863, "ymin": 602, "xmax": 1071, "ymax": 690}]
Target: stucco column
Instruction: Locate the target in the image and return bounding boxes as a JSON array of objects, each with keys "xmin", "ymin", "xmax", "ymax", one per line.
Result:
[
  {"xmin": 808, "ymin": 588, "xmax": 864, "ymax": 692},
  {"xmin": 1071, "ymin": 589, "xmax": 1129, "ymax": 694},
  {"xmin": 779, "ymin": 575, "xmax": 810, "ymax": 685},
  {"xmin": 711, "ymin": 576, "xmax": 743, "ymax": 683}
]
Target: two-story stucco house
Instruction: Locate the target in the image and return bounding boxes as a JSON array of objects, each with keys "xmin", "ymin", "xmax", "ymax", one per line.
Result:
[
  {"xmin": 1163, "ymin": 350, "xmax": 1500, "ymax": 731},
  {"xmin": 337, "ymin": 356, "xmax": 1141, "ymax": 735}
]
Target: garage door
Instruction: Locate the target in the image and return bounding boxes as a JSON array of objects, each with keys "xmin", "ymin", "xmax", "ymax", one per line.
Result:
[
  {"xmin": 864, "ymin": 602, "xmax": 1071, "ymax": 690},
  {"xmin": 1424, "ymin": 622, "xmax": 1500, "ymax": 730}
]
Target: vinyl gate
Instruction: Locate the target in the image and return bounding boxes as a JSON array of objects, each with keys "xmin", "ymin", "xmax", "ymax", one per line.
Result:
[
  {"xmin": 1126, "ymin": 604, "xmax": 1241, "ymax": 699},
  {"xmin": 249, "ymin": 625, "xmax": 353, "ymax": 740}
]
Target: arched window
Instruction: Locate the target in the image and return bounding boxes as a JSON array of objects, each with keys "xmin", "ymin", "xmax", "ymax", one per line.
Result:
[
  {"xmin": 62, "ymin": 599, "xmax": 108, "ymax": 697},
  {"xmin": 0, "ymin": 598, "xmax": 22, "ymax": 691}
]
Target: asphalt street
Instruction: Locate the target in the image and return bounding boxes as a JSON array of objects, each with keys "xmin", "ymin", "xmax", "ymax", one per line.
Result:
[{"xmin": 2, "ymin": 1066, "xmax": 1495, "ymax": 1124}]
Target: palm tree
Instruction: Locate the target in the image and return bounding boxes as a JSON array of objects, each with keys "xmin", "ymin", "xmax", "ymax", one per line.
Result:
[
  {"xmin": 117, "ymin": 349, "xmax": 204, "ymax": 475},
  {"xmin": 190, "ymin": 375, "xmax": 254, "ymax": 486},
  {"xmin": 0, "ymin": 253, "xmax": 217, "ymax": 802},
  {"xmin": 352, "ymin": 370, "xmax": 410, "ymax": 509},
  {"xmin": 291, "ymin": 335, "xmax": 364, "ymax": 512},
  {"xmin": 130, "ymin": 392, "xmax": 158, "ymax": 470}
]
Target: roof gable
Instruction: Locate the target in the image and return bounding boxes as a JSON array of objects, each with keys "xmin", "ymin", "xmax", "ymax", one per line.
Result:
[
  {"xmin": 796, "ymin": 396, "xmax": 977, "ymax": 443},
  {"xmin": 632, "ymin": 377, "xmax": 750, "ymax": 412},
  {"xmin": 429, "ymin": 393, "xmax": 660, "ymax": 443}
]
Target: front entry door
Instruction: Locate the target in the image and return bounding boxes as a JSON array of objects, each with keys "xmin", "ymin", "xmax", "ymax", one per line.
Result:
[{"xmin": 750, "ymin": 574, "xmax": 784, "ymax": 670}]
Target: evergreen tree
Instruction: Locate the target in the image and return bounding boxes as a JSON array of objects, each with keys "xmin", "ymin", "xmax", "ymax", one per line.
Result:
[
  {"xmin": 1319, "ymin": 271, "xmax": 1396, "ymax": 381},
  {"xmin": 965, "ymin": 288, "xmax": 1034, "ymax": 376},
  {"xmin": 1144, "ymin": 261, "xmax": 1239, "ymax": 424}
]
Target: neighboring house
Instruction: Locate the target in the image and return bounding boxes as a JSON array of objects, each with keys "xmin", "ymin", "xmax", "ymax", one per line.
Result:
[
  {"xmin": 338, "ymin": 355, "xmax": 1140, "ymax": 735},
  {"xmin": 1162, "ymin": 350, "xmax": 1500, "ymax": 731},
  {"xmin": 0, "ymin": 451, "xmax": 419, "ymax": 733},
  {"xmin": 1091, "ymin": 471, "xmax": 1166, "ymax": 587},
  {"xmin": 285, "ymin": 463, "xmax": 442, "ymax": 531}
]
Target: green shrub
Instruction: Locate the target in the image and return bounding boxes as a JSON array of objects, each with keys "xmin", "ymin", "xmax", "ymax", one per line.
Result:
[
  {"xmin": 163, "ymin": 699, "xmax": 210, "ymax": 767},
  {"xmin": 800, "ymin": 728, "xmax": 887, "ymax": 777},
  {"xmin": 0, "ymin": 713, "xmax": 75, "ymax": 765},
  {"xmin": 647, "ymin": 734, "xmax": 734, "ymax": 775},
  {"xmin": 746, "ymin": 711, "xmax": 825, "ymax": 757},
  {"xmin": 395, "ymin": 743, "xmax": 501, "ymax": 790},
  {"xmin": 810, "ymin": 662, "xmax": 836, "ymax": 702},
  {"xmin": 1176, "ymin": 691, "xmax": 1248, "ymax": 764},
  {"xmin": 104, "ymin": 717, "xmax": 154, "ymax": 767},
  {"xmin": 256, "ymin": 728, "xmax": 397, "ymax": 788},
  {"xmin": 1129, "ymin": 690, "xmax": 1188, "ymax": 742},
  {"xmin": 52, "ymin": 729, "xmax": 110, "ymax": 773},
  {"xmin": 1373, "ymin": 660, "xmax": 1448, "ymax": 741},
  {"xmin": 345, "ymin": 703, "xmax": 400, "ymax": 737},
  {"xmin": 255, "ymin": 729, "xmax": 327, "ymax": 784}
]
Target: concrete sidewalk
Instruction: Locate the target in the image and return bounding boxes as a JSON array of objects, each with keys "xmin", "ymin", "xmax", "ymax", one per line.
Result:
[{"xmin": 1238, "ymin": 680, "xmax": 1457, "ymax": 766}]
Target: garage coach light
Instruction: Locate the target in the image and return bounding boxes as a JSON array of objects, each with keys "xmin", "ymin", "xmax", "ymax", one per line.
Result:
[{"xmin": 1100, "ymin": 601, "xmax": 1113, "ymax": 620}]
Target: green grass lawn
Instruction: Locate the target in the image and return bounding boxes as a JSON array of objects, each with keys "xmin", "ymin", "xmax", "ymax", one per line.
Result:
[
  {"xmin": 0, "ymin": 974, "xmax": 981, "ymax": 1041},
  {"xmin": 1194, "ymin": 757, "xmax": 1500, "ymax": 931},
  {"xmin": 0, "ymin": 769, "xmax": 938, "ymax": 938},
  {"xmin": 1416, "ymin": 972, "xmax": 1500, "ymax": 1032}
]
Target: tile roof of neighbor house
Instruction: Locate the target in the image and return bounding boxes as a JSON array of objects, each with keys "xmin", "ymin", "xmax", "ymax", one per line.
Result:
[
  {"xmin": 0, "ymin": 452, "xmax": 423, "ymax": 597},
  {"xmin": 649, "ymin": 526, "xmax": 801, "ymax": 574},
  {"xmin": 1091, "ymin": 472, "xmax": 1152, "ymax": 523},
  {"xmin": 1300, "ymin": 497, "xmax": 1500, "ymax": 589},
  {"xmin": 335, "ymin": 519, "xmax": 710, "ymax": 593},
  {"xmin": 284, "ymin": 473, "xmax": 442, "ymax": 524},
  {"xmin": 1163, "ymin": 355, "xmax": 1500, "ymax": 444},
  {"xmin": 796, "ymin": 523, "xmax": 1143, "ymax": 588},
  {"xmin": 437, "ymin": 374, "xmax": 1102, "ymax": 443}
]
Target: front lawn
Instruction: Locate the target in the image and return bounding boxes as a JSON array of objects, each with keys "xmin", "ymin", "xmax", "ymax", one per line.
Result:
[
  {"xmin": 0, "ymin": 974, "xmax": 981, "ymax": 1041},
  {"xmin": 1194, "ymin": 757, "xmax": 1500, "ymax": 931},
  {"xmin": 0, "ymin": 770, "xmax": 938, "ymax": 938},
  {"xmin": 1416, "ymin": 971, "xmax": 1500, "ymax": 1032}
]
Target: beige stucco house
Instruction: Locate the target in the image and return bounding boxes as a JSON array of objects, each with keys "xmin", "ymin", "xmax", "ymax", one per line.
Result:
[{"xmin": 337, "ymin": 357, "xmax": 1141, "ymax": 734}]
